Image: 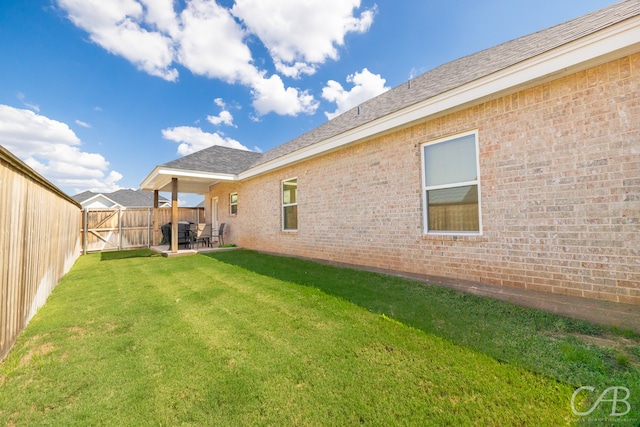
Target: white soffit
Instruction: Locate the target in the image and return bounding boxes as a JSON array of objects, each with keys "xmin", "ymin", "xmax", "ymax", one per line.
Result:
[{"xmin": 140, "ymin": 166, "xmax": 237, "ymax": 193}]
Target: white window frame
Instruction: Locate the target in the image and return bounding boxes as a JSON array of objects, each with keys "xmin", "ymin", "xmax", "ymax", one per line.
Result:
[
  {"xmin": 281, "ymin": 177, "xmax": 298, "ymax": 231},
  {"xmin": 421, "ymin": 130, "xmax": 482, "ymax": 235},
  {"xmin": 230, "ymin": 192, "xmax": 238, "ymax": 216}
]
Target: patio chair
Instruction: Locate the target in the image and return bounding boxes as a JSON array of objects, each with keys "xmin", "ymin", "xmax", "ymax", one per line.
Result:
[
  {"xmin": 164, "ymin": 221, "xmax": 194, "ymax": 249},
  {"xmin": 211, "ymin": 223, "xmax": 225, "ymax": 246},
  {"xmin": 183, "ymin": 223, "xmax": 197, "ymax": 249},
  {"xmin": 194, "ymin": 223, "xmax": 211, "ymax": 248}
]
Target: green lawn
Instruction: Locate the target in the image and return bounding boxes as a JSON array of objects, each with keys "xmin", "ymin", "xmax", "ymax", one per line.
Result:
[{"xmin": 1, "ymin": 249, "xmax": 638, "ymax": 426}]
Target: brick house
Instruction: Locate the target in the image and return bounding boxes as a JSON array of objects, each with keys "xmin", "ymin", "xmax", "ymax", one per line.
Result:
[{"xmin": 142, "ymin": 1, "xmax": 640, "ymax": 305}]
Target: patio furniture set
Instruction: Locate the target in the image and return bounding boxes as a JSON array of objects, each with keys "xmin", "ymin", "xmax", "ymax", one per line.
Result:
[{"xmin": 161, "ymin": 222, "xmax": 225, "ymax": 249}]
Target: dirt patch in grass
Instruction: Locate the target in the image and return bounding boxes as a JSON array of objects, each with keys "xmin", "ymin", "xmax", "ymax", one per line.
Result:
[
  {"xmin": 102, "ymin": 322, "xmax": 117, "ymax": 332},
  {"xmin": 67, "ymin": 326, "xmax": 85, "ymax": 338},
  {"xmin": 572, "ymin": 333, "xmax": 640, "ymax": 368},
  {"xmin": 19, "ymin": 342, "xmax": 55, "ymax": 368},
  {"xmin": 575, "ymin": 333, "xmax": 636, "ymax": 349},
  {"xmin": 545, "ymin": 329, "xmax": 640, "ymax": 369}
]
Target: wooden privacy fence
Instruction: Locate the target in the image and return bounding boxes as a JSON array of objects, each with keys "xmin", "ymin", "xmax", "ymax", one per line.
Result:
[
  {"xmin": 0, "ymin": 146, "xmax": 82, "ymax": 362},
  {"xmin": 82, "ymin": 207, "xmax": 205, "ymax": 253}
]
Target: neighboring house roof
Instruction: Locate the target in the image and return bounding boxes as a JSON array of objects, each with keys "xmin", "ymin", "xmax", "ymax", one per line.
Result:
[
  {"xmin": 141, "ymin": 0, "xmax": 640, "ymax": 193},
  {"xmin": 72, "ymin": 190, "xmax": 100, "ymax": 204},
  {"xmin": 109, "ymin": 189, "xmax": 170, "ymax": 207},
  {"xmin": 71, "ymin": 191, "xmax": 119, "ymax": 208},
  {"xmin": 72, "ymin": 189, "xmax": 170, "ymax": 208}
]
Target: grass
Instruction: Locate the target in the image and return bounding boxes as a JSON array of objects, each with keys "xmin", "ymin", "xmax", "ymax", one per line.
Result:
[{"xmin": 0, "ymin": 249, "xmax": 638, "ymax": 425}]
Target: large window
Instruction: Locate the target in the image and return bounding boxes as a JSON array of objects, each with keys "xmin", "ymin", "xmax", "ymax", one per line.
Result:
[
  {"xmin": 230, "ymin": 193, "xmax": 238, "ymax": 215},
  {"xmin": 282, "ymin": 178, "xmax": 298, "ymax": 231},
  {"xmin": 422, "ymin": 132, "xmax": 481, "ymax": 234}
]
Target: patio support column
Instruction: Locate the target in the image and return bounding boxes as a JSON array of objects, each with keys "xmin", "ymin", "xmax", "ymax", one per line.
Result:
[
  {"xmin": 153, "ymin": 190, "xmax": 159, "ymax": 246},
  {"xmin": 171, "ymin": 178, "xmax": 178, "ymax": 253}
]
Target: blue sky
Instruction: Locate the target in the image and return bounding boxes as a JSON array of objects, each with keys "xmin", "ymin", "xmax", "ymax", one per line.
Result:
[{"xmin": 0, "ymin": 0, "xmax": 617, "ymax": 205}]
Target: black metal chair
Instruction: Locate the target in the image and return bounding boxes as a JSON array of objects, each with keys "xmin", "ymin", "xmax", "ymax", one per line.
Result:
[
  {"xmin": 181, "ymin": 225, "xmax": 196, "ymax": 249},
  {"xmin": 212, "ymin": 223, "xmax": 225, "ymax": 246},
  {"xmin": 163, "ymin": 222, "xmax": 195, "ymax": 249}
]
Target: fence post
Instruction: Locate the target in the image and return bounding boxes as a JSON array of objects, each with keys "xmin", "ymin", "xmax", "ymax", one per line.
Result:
[
  {"xmin": 83, "ymin": 209, "xmax": 88, "ymax": 255},
  {"xmin": 153, "ymin": 207, "xmax": 159, "ymax": 246},
  {"xmin": 118, "ymin": 208, "xmax": 123, "ymax": 251}
]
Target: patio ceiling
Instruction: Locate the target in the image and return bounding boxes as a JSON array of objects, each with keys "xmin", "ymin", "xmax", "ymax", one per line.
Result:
[{"xmin": 140, "ymin": 166, "xmax": 236, "ymax": 194}]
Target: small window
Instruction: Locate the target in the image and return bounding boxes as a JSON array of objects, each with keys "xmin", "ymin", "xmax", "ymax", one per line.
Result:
[
  {"xmin": 422, "ymin": 132, "xmax": 481, "ymax": 234},
  {"xmin": 230, "ymin": 193, "xmax": 238, "ymax": 215},
  {"xmin": 282, "ymin": 178, "xmax": 298, "ymax": 231}
]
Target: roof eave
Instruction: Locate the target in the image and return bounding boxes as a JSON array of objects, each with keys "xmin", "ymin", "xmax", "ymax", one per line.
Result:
[
  {"xmin": 80, "ymin": 193, "xmax": 119, "ymax": 208},
  {"xmin": 239, "ymin": 15, "xmax": 640, "ymax": 181},
  {"xmin": 140, "ymin": 166, "xmax": 238, "ymax": 194}
]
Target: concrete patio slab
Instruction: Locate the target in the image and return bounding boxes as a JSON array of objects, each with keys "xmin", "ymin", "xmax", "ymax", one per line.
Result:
[{"xmin": 150, "ymin": 245, "xmax": 239, "ymax": 257}]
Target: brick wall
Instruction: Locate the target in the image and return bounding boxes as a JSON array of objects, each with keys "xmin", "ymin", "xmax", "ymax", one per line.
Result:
[{"xmin": 209, "ymin": 53, "xmax": 640, "ymax": 305}]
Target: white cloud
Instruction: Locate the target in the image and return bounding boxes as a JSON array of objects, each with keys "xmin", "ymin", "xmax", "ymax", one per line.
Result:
[
  {"xmin": 251, "ymin": 74, "xmax": 318, "ymax": 116},
  {"xmin": 54, "ymin": 171, "xmax": 124, "ymax": 194},
  {"xmin": 322, "ymin": 68, "xmax": 389, "ymax": 120},
  {"xmin": 0, "ymin": 104, "xmax": 122, "ymax": 194},
  {"xmin": 207, "ymin": 110, "xmax": 235, "ymax": 127},
  {"xmin": 139, "ymin": 0, "xmax": 180, "ymax": 37},
  {"xmin": 57, "ymin": 0, "xmax": 178, "ymax": 81},
  {"xmin": 232, "ymin": 0, "xmax": 376, "ymax": 78},
  {"xmin": 56, "ymin": 0, "xmax": 376, "ymax": 115},
  {"xmin": 273, "ymin": 61, "xmax": 318, "ymax": 79},
  {"xmin": 177, "ymin": 0, "xmax": 256, "ymax": 84},
  {"xmin": 75, "ymin": 119, "xmax": 91, "ymax": 128},
  {"xmin": 206, "ymin": 98, "xmax": 236, "ymax": 127},
  {"xmin": 161, "ymin": 125, "xmax": 250, "ymax": 155}
]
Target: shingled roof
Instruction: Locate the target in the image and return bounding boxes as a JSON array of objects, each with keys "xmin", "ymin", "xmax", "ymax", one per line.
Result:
[
  {"xmin": 108, "ymin": 189, "xmax": 169, "ymax": 207},
  {"xmin": 141, "ymin": 0, "xmax": 639, "ymax": 193},
  {"xmin": 162, "ymin": 145, "xmax": 263, "ymax": 174},
  {"xmin": 72, "ymin": 189, "xmax": 169, "ymax": 207},
  {"xmin": 250, "ymin": 0, "xmax": 639, "ymax": 169},
  {"xmin": 72, "ymin": 190, "xmax": 101, "ymax": 204}
]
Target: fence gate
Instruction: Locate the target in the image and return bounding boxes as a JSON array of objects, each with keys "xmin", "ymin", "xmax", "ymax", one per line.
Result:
[
  {"xmin": 83, "ymin": 208, "xmax": 152, "ymax": 253},
  {"xmin": 82, "ymin": 207, "xmax": 205, "ymax": 253}
]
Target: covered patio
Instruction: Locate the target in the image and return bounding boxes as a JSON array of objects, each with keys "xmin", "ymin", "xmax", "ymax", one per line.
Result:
[{"xmin": 140, "ymin": 145, "xmax": 262, "ymax": 253}]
